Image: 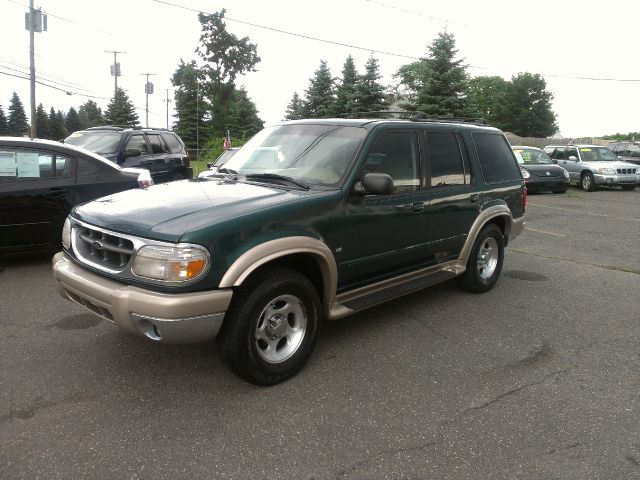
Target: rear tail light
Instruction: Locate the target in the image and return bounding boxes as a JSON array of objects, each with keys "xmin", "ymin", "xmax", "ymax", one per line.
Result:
[
  {"xmin": 137, "ymin": 170, "xmax": 153, "ymax": 188},
  {"xmin": 522, "ymin": 185, "xmax": 527, "ymax": 211}
]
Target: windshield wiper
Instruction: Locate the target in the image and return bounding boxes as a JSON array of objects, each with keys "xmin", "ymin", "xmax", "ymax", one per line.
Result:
[
  {"xmin": 217, "ymin": 167, "xmax": 238, "ymax": 174},
  {"xmin": 244, "ymin": 173, "xmax": 309, "ymax": 189}
]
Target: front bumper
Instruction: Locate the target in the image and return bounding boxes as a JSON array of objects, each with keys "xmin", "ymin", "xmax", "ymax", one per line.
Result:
[
  {"xmin": 526, "ymin": 177, "xmax": 570, "ymax": 191},
  {"xmin": 593, "ymin": 174, "xmax": 640, "ymax": 186},
  {"xmin": 52, "ymin": 252, "xmax": 232, "ymax": 344}
]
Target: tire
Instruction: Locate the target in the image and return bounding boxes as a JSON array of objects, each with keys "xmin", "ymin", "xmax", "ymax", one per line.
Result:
[
  {"xmin": 217, "ymin": 267, "xmax": 321, "ymax": 385},
  {"xmin": 456, "ymin": 224, "xmax": 504, "ymax": 293},
  {"xmin": 581, "ymin": 172, "xmax": 596, "ymax": 192},
  {"xmin": 621, "ymin": 185, "xmax": 636, "ymax": 191}
]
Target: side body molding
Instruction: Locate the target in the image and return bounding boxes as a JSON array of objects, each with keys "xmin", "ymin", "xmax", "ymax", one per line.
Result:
[{"xmin": 218, "ymin": 236, "xmax": 338, "ymax": 313}]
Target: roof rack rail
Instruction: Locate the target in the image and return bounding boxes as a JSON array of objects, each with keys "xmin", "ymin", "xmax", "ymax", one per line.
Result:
[
  {"xmin": 85, "ymin": 125, "xmax": 125, "ymax": 131},
  {"xmin": 336, "ymin": 111, "xmax": 488, "ymax": 124},
  {"xmin": 337, "ymin": 110, "xmax": 416, "ymax": 119}
]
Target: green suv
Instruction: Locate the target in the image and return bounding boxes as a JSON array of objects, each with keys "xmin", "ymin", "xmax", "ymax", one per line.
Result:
[{"xmin": 52, "ymin": 118, "xmax": 526, "ymax": 384}]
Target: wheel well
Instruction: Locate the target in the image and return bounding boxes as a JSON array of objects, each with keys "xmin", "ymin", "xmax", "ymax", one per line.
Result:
[
  {"xmin": 580, "ymin": 170, "xmax": 592, "ymax": 178},
  {"xmin": 486, "ymin": 215, "xmax": 506, "ymax": 234},
  {"xmin": 240, "ymin": 253, "xmax": 325, "ymax": 301}
]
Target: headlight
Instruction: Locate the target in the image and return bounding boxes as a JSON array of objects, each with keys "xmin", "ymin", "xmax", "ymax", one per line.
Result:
[
  {"xmin": 131, "ymin": 245, "xmax": 209, "ymax": 283},
  {"xmin": 598, "ymin": 167, "xmax": 615, "ymax": 175},
  {"xmin": 562, "ymin": 167, "xmax": 570, "ymax": 178},
  {"xmin": 62, "ymin": 217, "xmax": 71, "ymax": 250},
  {"xmin": 520, "ymin": 167, "xmax": 530, "ymax": 179}
]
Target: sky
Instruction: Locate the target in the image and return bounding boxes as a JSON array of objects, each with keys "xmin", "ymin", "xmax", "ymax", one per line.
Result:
[{"xmin": 1, "ymin": 0, "xmax": 639, "ymax": 138}]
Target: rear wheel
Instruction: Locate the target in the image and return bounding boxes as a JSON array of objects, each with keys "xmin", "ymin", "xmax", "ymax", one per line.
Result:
[
  {"xmin": 621, "ymin": 185, "xmax": 636, "ymax": 191},
  {"xmin": 456, "ymin": 224, "xmax": 504, "ymax": 293},
  {"xmin": 581, "ymin": 172, "xmax": 596, "ymax": 191},
  {"xmin": 217, "ymin": 267, "xmax": 321, "ymax": 385}
]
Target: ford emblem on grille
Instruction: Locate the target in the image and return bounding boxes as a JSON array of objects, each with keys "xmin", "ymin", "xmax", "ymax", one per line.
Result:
[
  {"xmin": 546, "ymin": 171, "xmax": 551, "ymax": 176},
  {"xmin": 92, "ymin": 240, "xmax": 104, "ymax": 250}
]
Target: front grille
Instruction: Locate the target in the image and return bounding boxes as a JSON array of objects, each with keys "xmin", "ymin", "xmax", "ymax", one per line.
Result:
[
  {"xmin": 74, "ymin": 225, "xmax": 134, "ymax": 271},
  {"xmin": 617, "ymin": 168, "xmax": 637, "ymax": 175}
]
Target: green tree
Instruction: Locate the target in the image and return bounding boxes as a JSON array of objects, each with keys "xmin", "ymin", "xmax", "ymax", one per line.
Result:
[
  {"xmin": 172, "ymin": 59, "xmax": 209, "ymax": 149},
  {"xmin": 196, "ymin": 9, "xmax": 260, "ymax": 136},
  {"xmin": 104, "ymin": 87, "xmax": 139, "ymax": 127},
  {"xmin": 332, "ymin": 55, "xmax": 358, "ymax": 117},
  {"xmin": 0, "ymin": 105, "xmax": 8, "ymax": 135},
  {"xmin": 35, "ymin": 103, "xmax": 50, "ymax": 139},
  {"xmin": 7, "ymin": 92, "xmax": 29, "ymax": 136},
  {"xmin": 467, "ymin": 76, "xmax": 510, "ymax": 126},
  {"xmin": 283, "ymin": 92, "xmax": 305, "ymax": 120},
  {"xmin": 353, "ymin": 56, "xmax": 387, "ymax": 114},
  {"xmin": 397, "ymin": 32, "xmax": 469, "ymax": 116},
  {"xmin": 303, "ymin": 60, "xmax": 335, "ymax": 118},
  {"xmin": 501, "ymin": 73, "xmax": 557, "ymax": 137},
  {"xmin": 227, "ymin": 86, "xmax": 264, "ymax": 139},
  {"xmin": 49, "ymin": 107, "xmax": 67, "ymax": 139},
  {"xmin": 78, "ymin": 100, "xmax": 104, "ymax": 129},
  {"xmin": 65, "ymin": 107, "xmax": 82, "ymax": 133}
]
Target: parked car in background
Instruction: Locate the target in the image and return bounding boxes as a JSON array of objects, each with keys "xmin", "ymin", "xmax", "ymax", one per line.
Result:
[
  {"xmin": 543, "ymin": 144, "xmax": 639, "ymax": 191},
  {"xmin": 53, "ymin": 117, "xmax": 526, "ymax": 384},
  {"xmin": 199, "ymin": 147, "xmax": 240, "ymax": 178},
  {"xmin": 64, "ymin": 126, "xmax": 192, "ymax": 183},
  {"xmin": 607, "ymin": 141, "xmax": 640, "ymax": 166},
  {"xmin": 512, "ymin": 146, "xmax": 570, "ymax": 194},
  {"xmin": 0, "ymin": 137, "xmax": 152, "ymax": 254}
]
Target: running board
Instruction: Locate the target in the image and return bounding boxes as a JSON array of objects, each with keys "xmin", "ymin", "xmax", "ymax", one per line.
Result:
[{"xmin": 328, "ymin": 263, "xmax": 461, "ymax": 320}]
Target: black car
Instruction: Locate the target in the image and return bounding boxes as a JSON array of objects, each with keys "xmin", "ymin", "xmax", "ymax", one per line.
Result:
[
  {"xmin": 608, "ymin": 141, "xmax": 640, "ymax": 166},
  {"xmin": 0, "ymin": 137, "xmax": 152, "ymax": 254},
  {"xmin": 512, "ymin": 146, "xmax": 570, "ymax": 193},
  {"xmin": 65, "ymin": 126, "xmax": 192, "ymax": 183}
]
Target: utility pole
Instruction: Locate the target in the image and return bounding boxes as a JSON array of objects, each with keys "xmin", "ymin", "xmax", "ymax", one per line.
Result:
[
  {"xmin": 140, "ymin": 73, "xmax": 155, "ymax": 128},
  {"xmin": 163, "ymin": 89, "xmax": 171, "ymax": 130},
  {"xmin": 25, "ymin": 1, "xmax": 47, "ymax": 138},
  {"xmin": 105, "ymin": 50, "xmax": 125, "ymax": 93}
]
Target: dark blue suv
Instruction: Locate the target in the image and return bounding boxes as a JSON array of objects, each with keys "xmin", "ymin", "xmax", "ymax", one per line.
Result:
[{"xmin": 65, "ymin": 126, "xmax": 192, "ymax": 183}]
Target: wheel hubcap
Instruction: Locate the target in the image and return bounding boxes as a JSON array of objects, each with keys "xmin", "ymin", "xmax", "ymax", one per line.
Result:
[
  {"xmin": 254, "ymin": 294, "xmax": 307, "ymax": 364},
  {"xmin": 477, "ymin": 237, "xmax": 499, "ymax": 280},
  {"xmin": 583, "ymin": 176, "xmax": 591, "ymax": 189}
]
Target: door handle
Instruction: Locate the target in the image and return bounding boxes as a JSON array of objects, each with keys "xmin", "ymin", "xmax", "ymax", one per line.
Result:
[
  {"xmin": 470, "ymin": 193, "xmax": 480, "ymax": 202},
  {"xmin": 412, "ymin": 202, "xmax": 424, "ymax": 212}
]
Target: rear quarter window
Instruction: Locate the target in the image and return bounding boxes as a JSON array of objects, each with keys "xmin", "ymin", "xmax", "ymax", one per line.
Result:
[
  {"xmin": 472, "ymin": 133, "xmax": 521, "ymax": 183},
  {"xmin": 161, "ymin": 133, "xmax": 186, "ymax": 154}
]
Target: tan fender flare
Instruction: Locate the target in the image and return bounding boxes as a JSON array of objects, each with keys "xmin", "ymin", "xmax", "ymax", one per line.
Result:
[
  {"xmin": 457, "ymin": 205, "xmax": 513, "ymax": 266},
  {"xmin": 218, "ymin": 236, "xmax": 338, "ymax": 312}
]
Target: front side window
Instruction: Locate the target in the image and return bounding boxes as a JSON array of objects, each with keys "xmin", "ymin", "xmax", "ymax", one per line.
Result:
[
  {"xmin": 426, "ymin": 132, "xmax": 466, "ymax": 187},
  {"xmin": 473, "ymin": 133, "xmax": 521, "ymax": 183},
  {"xmin": 363, "ymin": 131, "xmax": 420, "ymax": 192},
  {"xmin": 0, "ymin": 148, "xmax": 72, "ymax": 182},
  {"xmin": 579, "ymin": 147, "xmax": 618, "ymax": 162},
  {"xmin": 126, "ymin": 135, "xmax": 148, "ymax": 155},
  {"xmin": 222, "ymin": 124, "xmax": 367, "ymax": 187},
  {"xmin": 565, "ymin": 148, "xmax": 578, "ymax": 160}
]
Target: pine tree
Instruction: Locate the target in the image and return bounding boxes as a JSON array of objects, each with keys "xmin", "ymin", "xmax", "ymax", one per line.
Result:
[
  {"xmin": 500, "ymin": 73, "xmax": 558, "ymax": 137},
  {"xmin": 35, "ymin": 103, "xmax": 50, "ymax": 139},
  {"xmin": 49, "ymin": 107, "xmax": 67, "ymax": 139},
  {"xmin": 283, "ymin": 92, "xmax": 305, "ymax": 120},
  {"xmin": 353, "ymin": 56, "xmax": 387, "ymax": 114},
  {"xmin": 303, "ymin": 60, "xmax": 335, "ymax": 118},
  {"xmin": 104, "ymin": 87, "xmax": 139, "ymax": 127},
  {"xmin": 332, "ymin": 55, "xmax": 358, "ymax": 117},
  {"xmin": 172, "ymin": 59, "xmax": 209, "ymax": 149},
  {"xmin": 227, "ymin": 86, "xmax": 264, "ymax": 139},
  {"xmin": 65, "ymin": 107, "xmax": 82, "ymax": 133},
  {"xmin": 78, "ymin": 100, "xmax": 104, "ymax": 129},
  {"xmin": 7, "ymin": 92, "xmax": 29, "ymax": 136},
  {"xmin": 0, "ymin": 105, "xmax": 8, "ymax": 135},
  {"xmin": 397, "ymin": 32, "xmax": 470, "ymax": 117}
]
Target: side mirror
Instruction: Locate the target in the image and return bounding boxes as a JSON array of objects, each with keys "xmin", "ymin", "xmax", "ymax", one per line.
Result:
[
  {"xmin": 552, "ymin": 159, "xmax": 558, "ymax": 164},
  {"xmin": 354, "ymin": 172, "xmax": 394, "ymax": 195},
  {"xmin": 618, "ymin": 155, "xmax": 623, "ymax": 160},
  {"xmin": 124, "ymin": 148, "xmax": 141, "ymax": 159},
  {"xmin": 568, "ymin": 155, "xmax": 578, "ymax": 161}
]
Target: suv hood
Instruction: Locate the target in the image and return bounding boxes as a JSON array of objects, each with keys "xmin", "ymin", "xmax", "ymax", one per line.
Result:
[
  {"xmin": 73, "ymin": 178, "xmax": 317, "ymax": 242},
  {"xmin": 582, "ymin": 160, "xmax": 639, "ymax": 170}
]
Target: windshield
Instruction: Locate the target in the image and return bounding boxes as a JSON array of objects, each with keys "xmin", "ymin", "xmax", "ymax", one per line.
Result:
[
  {"xmin": 579, "ymin": 147, "xmax": 618, "ymax": 162},
  {"xmin": 513, "ymin": 148, "xmax": 553, "ymax": 165},
  {"xmin": 222, "ymin": 124, "xmax": 367, "ymax": 187},
  {"xmin": 65, "ymin": 131, "xmax": 122, "ymax": 155}
]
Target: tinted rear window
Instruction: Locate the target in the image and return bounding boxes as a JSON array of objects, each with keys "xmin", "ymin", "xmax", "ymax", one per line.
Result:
[
  {"xmin": 473, "ymin": 133, "xmax": 521, "ymax": 183},
  {"xmin": 161, "ymin": 133, "xmax": 185, "ymax": 154}
]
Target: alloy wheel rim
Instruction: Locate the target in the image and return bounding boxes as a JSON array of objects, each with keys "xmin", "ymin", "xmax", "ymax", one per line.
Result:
[
  {"xmin": 583, "ymin": 176, "xmax": 591, "ymax": 189},
  {"xmin": 254, "ymin": 294, "xmax": 307, "ymax": 364},
  {"xmin": 477, "ymin": 237, "xmax": 499, "ymax": 280}
]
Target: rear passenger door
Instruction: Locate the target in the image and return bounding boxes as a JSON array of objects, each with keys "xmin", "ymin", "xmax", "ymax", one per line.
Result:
[
  {"xmin": 422, "ymin": 130, "xmax": 478, "ymax": 262},
  {"xmin": 145, "ymin": 133, "xmax": 174, "ymax": 183}
]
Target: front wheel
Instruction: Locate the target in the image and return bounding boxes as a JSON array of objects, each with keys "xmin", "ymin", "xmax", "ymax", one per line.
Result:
[
  {"xmin": 581, "ymin": 172, "xmax": 596, "ymax": 191},
  {"xmin": 217, "ymin": 268, "xmax": 321, "ymax": 385},
  {"xmin": 621, "ymin": 185, "xmax": 636, "ymax": 191},
  {"xmin": 456, "ymin": 224, "xmax": 504, "ymax": 293}
]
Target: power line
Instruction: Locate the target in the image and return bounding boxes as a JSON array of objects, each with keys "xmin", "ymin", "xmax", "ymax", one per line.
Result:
[
  {"xmin": 0, "ymin": 56, "xmax": 91, "ymax": 90},
  {"xmin": 0, "ymin": 61, "xmax": 99, "ymax": 93},
  {"xmin": 0, "ymin": 69, "xmax": 110, "ymax": 99},
  {"xmin": 152, "ymin": 0, "xmax": 640, "ymax": 83},
  {"xmin": 363, "ymin": 0, "xmax": 470, "ymax": 28}
]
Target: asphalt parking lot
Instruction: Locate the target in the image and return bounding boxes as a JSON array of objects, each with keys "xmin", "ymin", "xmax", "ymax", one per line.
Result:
[{"xmin": 1, "ymin": 186, "xmax": 639, "ymax": 480}]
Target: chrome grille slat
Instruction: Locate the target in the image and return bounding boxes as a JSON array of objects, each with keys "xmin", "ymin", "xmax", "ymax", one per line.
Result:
[{"xmin": 74, "ymin": 225, "xmax": 135, "ymax": 272}]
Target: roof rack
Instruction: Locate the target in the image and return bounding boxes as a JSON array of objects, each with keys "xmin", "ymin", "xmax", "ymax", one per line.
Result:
[
  {"xmin": 337, "ymin": 111, "xmax": 488, "ymax": 124},
  {"xmin": 85, "ymin": 126, "xmax": 125, "ymax": 131}
]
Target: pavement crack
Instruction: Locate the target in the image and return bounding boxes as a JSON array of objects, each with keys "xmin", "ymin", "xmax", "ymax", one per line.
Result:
[
  {"xmin": 334, "ymin": 441, "xmax": 438, "ymax": 479},
  {"xmin": 547, "ymin": 441, "xmax": 582, "ymax": 454},
  {"xmin": 511, "ymin": 249, "xmax": 640, "ymax": 275},
  {"xmin": 0, "ymin": 392, "xmax": 95, "ymax": 424}
]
